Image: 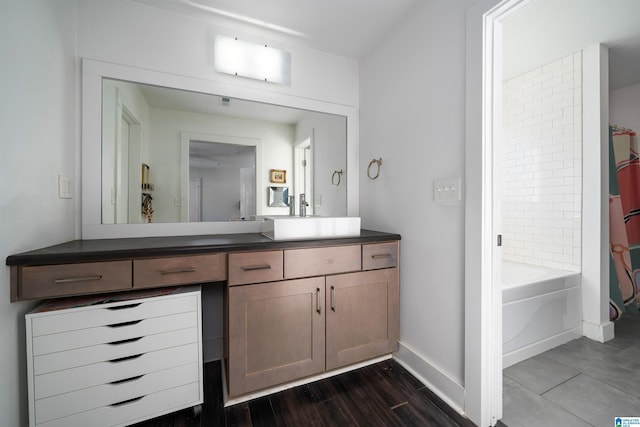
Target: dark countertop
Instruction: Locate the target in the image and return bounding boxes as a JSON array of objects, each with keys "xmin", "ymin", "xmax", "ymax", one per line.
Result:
[{"xmin": 6, "ymin": 229, "xmax": 401, "ymax": 266}]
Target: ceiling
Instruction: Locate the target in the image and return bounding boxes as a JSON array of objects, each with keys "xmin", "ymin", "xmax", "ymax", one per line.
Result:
[
  {"xmin": 131, "ymin": 0, "xmax": 419, "ymax": 59},
  {"xmin": 137, "ymin": 81, "xmax": 308, "ymax": 124},
  {"xmin": 503, "ymin": 0, "xmax": 640, "ymax": 90}
]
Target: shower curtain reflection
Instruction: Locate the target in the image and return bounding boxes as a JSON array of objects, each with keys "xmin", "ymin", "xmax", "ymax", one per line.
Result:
[{"xmin": 609, "ymin": 125, "xmax": 640, "ymax": 320}]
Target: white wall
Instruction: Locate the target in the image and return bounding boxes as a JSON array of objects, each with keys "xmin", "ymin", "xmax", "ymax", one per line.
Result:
[
  {"xmin": 76, "ymin": 0, "xmax": 358, "ymax": 108},
  {"xmin": 610, "ymin": 82, "xmax": 640, "ymax": 131},
  {"xmin": 0, "ymin": 1, "xmax": 78, "ymax": 425},
  {"xmin": 502, "ymin": 52, "xmax": 583, "ymax": 271},
  {"xmin": 581, "ymin": 44, "xmax": 613, "ymax": 342},
  {"xmin": 360, "ymin": 0, "xmax": 469, "ymax": 410}
]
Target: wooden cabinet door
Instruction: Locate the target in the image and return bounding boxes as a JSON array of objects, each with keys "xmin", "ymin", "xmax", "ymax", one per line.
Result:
[
  {"xmin": 227, "ymin": 277, "xmax": 325, "ymax": 397},
  {"xmin": 325, "ymin": 268, "xmax": 399, "ymax": 370}
]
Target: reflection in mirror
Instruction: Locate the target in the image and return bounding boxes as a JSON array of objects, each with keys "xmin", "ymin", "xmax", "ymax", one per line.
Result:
[
  {"xmin": 268, "ymin": 186, "xmax": 290, "ymax": 208},
  {"xmin": 100, "ymin": 78, "xmax": 347, "ymax": 224},
  {"xmin": 188, "ymin": 141, "xmax": 256, "ymax": 222}
]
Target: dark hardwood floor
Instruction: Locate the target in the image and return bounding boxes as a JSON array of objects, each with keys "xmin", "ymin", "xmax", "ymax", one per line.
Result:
[{"xmin": 132, "ymin": 359, "xmax": 480, "ymax": 426}]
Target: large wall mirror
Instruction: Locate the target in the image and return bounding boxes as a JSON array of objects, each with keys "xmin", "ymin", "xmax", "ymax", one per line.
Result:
[{"xmin": 82, "ymin": 59, "xmax": 358, "ymax": 239}]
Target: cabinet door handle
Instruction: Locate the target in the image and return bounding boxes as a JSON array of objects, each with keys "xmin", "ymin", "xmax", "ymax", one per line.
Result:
[
  {"xmin": 159, "ymin": 267, "xmax": 196, "ymax": 275},
  {"xmin": 241, "ymin": 264, "xmax": 272, "ymax": 271},
  {"xmin": 331, "ymin": 286, "xmax": 336, "ymax": 311},
  {"xmin": 316, "ymin": 287, "xmax": 321, "ymax": 314},
  {"xmin": 371, "ymin": 253, "xmax": 392, "ymax": 259},
  {"xmin": 53, "ymin": 275, "xmax": 102, "ymax": 284}
]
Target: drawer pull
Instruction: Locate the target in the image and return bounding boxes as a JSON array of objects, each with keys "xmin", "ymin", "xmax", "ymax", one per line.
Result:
[
  {"xmin": 53, "ymin": 275, "xmax": 102, "ymax": 284},
  {"xmin": 159, "ymin": 267, "xmax": 197, "ymax": 275},
  {"xmin": 371, "ymin": 253, "xmax": 392, "ymax": 259},
  {"xmin": 109, "ymin": 353, "xmax": 143, "ymax": 363},
  {"xmin": 331, "ymin": 286, "xmax": 336, "ymax": 311},
  {"xmin": 110, "ymin": 374, "xmax": 144, "ymax": 385},
  {"xmin": 316, "ymin": 287, "xmax": 321, "ymax": 314},
  {"xmin": 241, "ymin": 264, "xmax": 272, "ymax": 271},
  {"xmin": 106, "ymin": 303, "xmax": 142, "ymax": 311},
  {"xmin": 110, "ymin": 396, "xmax": 144, "ymax": 407},
  {"xmin": 107, "ymin": 320, "xmax": 142, "ymax": 328},
  {"xmin": 108, "ymin": 336, "xmax": 143, "ymax": 346}
]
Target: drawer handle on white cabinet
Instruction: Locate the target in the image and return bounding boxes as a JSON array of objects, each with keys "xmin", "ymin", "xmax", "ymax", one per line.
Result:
[
  {"xmin": 108, "ymin": 336, "xmax": 143, "ymax": 346},
  {"xmin": 110, "ymin": 396, "xmax": 144, "ymax": 407},
  {"xmin": 159, "ymin": 268, "xmax": 197, "ymax": 275},
  {"xmin": 109, "ymin": 353, "xmax": 143, "ymax": 363},
  {"xmin": 106, "ymin": 303, "xmax": 142, "ymax": 311},
  {"xmin": 107, "ymin": 320, "xmax": 142, "ymax": 328},
  {"xmin": 241, "ymin": 264, "xmax": 272, "ymax": 271},
  {"xmin": 53, "ymin": 275, "xmax": 102, "ymax": 284},
  {"xmin": 331, "ymin": 286, "xmax": 336, "ymax": 311},
  {"xmin": 110, "ymin": 374, "xmax": 144, "ymax": 385},
  {"xmin": 316, "ymin": 288, "xmax": 321, "ymax": 314},
  {"xmin": 371, "ymin": 253, "xmax": 392, "ymax": 259}
]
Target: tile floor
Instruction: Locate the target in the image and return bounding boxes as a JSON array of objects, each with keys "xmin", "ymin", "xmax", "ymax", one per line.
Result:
[{"xmin": 502, "ymin": 313, "xmax": 640, "ymax": 427}]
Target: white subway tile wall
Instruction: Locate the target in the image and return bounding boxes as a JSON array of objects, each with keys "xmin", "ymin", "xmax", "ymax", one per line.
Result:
[{"xmin": 502, "ymin": 51, "xmax": 582, "ymax": 272}]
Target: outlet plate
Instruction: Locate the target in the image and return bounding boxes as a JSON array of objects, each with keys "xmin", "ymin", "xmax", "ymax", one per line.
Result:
[
  {"xmin": 434, "ymin": 177, "xmax": 461, "ymax": 203},
  {"xmin": 58, "ymin": 175, "xmax": 72, "ymax": 199}
]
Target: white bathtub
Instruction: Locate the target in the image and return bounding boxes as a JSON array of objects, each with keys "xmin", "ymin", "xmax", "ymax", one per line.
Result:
[{"xmin": 502, "ymin": 260, "xmax": 582, "ymax": 368}]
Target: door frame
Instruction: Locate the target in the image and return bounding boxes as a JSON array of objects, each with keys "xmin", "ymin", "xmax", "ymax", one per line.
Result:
[{"xmin": 464, "ymin": 0, "xmax": 533, "ymax": 425}]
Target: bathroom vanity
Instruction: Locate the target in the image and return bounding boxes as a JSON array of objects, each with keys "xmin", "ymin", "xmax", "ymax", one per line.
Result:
[{"xmin": 7, "ymin": 230, "xmax": 400, "ymax": 424}]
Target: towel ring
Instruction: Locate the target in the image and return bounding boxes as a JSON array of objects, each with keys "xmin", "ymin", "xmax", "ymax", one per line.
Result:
[
  {"xmin": 367, "ymin": 158, "xmax": 382, "ymax": 180},
  {"xmin": 331, "ymin": 170, "xmax": 343, "ymax": 186}
]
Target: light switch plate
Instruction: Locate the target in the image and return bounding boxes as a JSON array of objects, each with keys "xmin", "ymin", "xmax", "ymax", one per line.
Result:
[
  {"xmin": 58, "ymin": 175, "xmax": 72, "ymax": 199},
  {"xmin": 434, "ymin": 177, "xmax": 462, "ymax": 203}
]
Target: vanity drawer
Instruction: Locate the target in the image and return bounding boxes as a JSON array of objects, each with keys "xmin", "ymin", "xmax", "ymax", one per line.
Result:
[
  {"xmin": 35, "ymin": 342, "xmax": 199, "ymax": 399},
  {"xmin": 30, "ymin": 293, "xmax": 198, "ymax": 337},
  {"xmin": 134, "ymin": 253, "xmax": 226, "ymax": 288},
  {"xmin": 32, "ymin": 311, "xmax": 198, "ymax": 356},
  {"xmin": 284, "ymin": 245, "xmax": 361, "ymax": 279},
  {"xmin": 35, "ymin": 362, "xmax": 199, "ymax": 424},
  {"xmin": 33, "ymin": 327, "xmax": 199, "ymax": 375},
  {"xmin": 20, "ymin": 261, "xmax": 132, "ymax": 300},
  {"xmin": 362, "ymin": 242, "xmax": 399, "ymax": 270},
  {"xmin": 228, "ymin": 250, "xmax": 283, "ymax": 286},
  {"xmin": 37, "ymin": 381, "xmax": 201, "ymax": 427}
]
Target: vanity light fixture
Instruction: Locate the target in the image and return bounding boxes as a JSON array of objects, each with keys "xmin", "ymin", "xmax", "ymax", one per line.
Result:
[{"xmin": 214, "ymin": 35, "xmax": 291, "ymax": 85}]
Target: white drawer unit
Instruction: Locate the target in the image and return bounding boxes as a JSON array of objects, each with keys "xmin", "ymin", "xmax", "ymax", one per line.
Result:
[{"xmin": 25, "ymin": 286, "xmax": 203, "ymax": 427}]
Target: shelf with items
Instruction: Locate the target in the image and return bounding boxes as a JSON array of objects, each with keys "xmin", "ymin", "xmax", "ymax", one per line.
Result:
[{"xmin": 141, "ymin": 163, "xmax": 154, "ymax": 222}]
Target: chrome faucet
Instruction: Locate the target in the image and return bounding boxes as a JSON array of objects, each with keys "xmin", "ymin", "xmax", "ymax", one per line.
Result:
[
  {"xmin": 289, "ymin": 195, "xmax": 295, "ymax": 216},
  {"xmin": 299, "ymin": 193, "xmax": 309, "ymax": 217}
]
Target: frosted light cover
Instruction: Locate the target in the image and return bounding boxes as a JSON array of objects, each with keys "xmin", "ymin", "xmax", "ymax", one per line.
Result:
[{"xmin": 214, "ymin": 35, "xmax": 291, "ymax": 85}]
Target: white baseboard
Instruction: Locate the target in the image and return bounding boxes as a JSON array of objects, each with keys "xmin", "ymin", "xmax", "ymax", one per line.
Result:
[
  {"xmin": 223, "ymin": 355, "xmax": 392, "ymax": 407},
  {"xmin": 582, "ymin": 320, "xmax": 615, "ymax": 343},
  {"xmin": 393, "ymin": 341, "xmax": 465, "ymax": 415},
  {"xmin": 502, "ymin": 327, "xmax": 581, "ymax": 368}
]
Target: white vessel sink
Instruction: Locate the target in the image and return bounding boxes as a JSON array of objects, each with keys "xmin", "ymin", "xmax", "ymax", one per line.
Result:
[{"xmin": 261, "ymin": 216, "xmax": 361, "ymax": 241}]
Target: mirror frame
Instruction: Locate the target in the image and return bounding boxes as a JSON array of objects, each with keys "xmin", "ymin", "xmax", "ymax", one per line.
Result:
[{"xmin": 82, "ymin": 59, "xmax": 358, "ymax": 239}]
